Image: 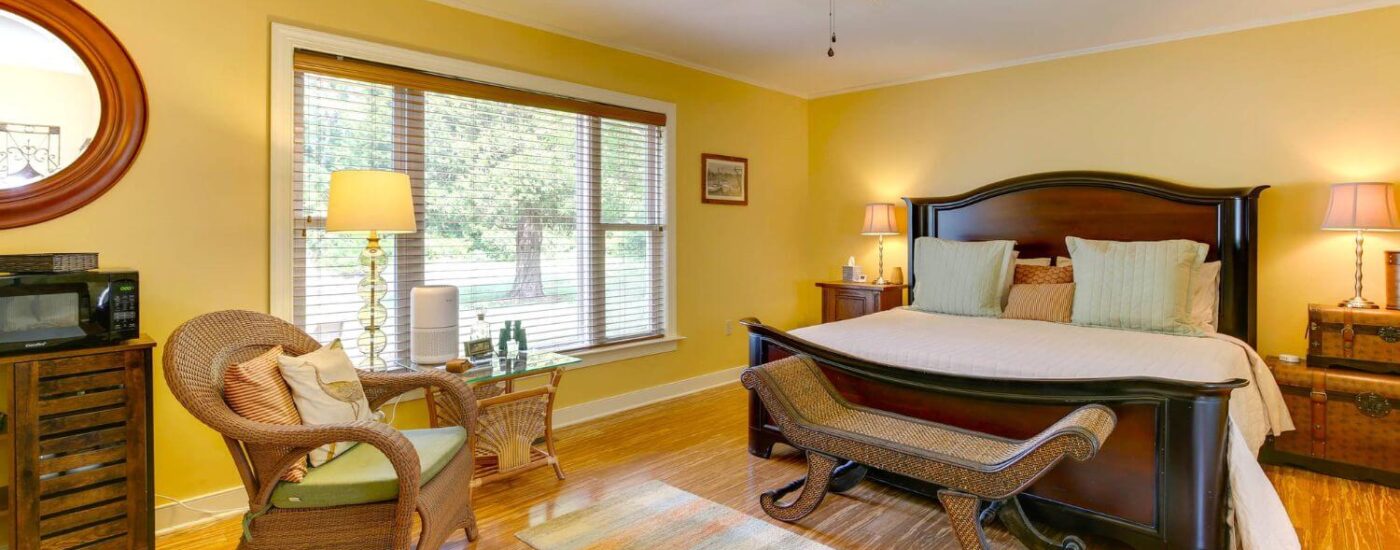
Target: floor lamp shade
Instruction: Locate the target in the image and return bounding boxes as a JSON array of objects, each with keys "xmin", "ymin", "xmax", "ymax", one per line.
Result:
[
  {"xmin": 326, "ymin": 170, "xmax": 417, "ymax": 233},
  {"xmin": 326, "ymin": 170, "xmax": 417, "ymax": 368},
  {"xmin": 1321, "ymin": 182, "xmax": 1399, "ymax": 309}
]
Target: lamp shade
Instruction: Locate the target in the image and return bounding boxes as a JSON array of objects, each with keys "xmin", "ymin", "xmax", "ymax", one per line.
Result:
[
  {"xmin": 325, "ymin": 170, "xmax": 417, "ymax": 233},
  {"xmin": 861, "ymin": 203, "xmax": 898, "ymax": 235},
  {"xmin": 1322, "ymin": 182, "xmax": 1400, "ymax": 231}
]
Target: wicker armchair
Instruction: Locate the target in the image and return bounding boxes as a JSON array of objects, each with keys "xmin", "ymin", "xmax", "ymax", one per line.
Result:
[{"xmin": 163, "ymin": 310, "xmax": 479, "ymax": 549}]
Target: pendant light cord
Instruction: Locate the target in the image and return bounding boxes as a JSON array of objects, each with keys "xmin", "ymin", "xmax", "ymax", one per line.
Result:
[{"xmin": 827, "ymin": 0, "xmax": 837, "ymax": 57}]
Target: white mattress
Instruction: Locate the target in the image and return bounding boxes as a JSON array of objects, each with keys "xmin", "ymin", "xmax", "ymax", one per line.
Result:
[{"xmin": 789, "ymin": 308, "xmax": 1299, "ymax": 550}]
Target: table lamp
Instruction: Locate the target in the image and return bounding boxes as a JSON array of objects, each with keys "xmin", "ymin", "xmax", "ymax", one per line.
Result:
[
  {"xmin": 1321, "ymin": 181, "xmax": 1400, "ymax": 309},
  {"xmin": 861, "ymin": 203, "xmax": 899, "ymax": 285},
  {"xmin": 326, "ymin": 170, "xmax": 417, "ymax": 368}
]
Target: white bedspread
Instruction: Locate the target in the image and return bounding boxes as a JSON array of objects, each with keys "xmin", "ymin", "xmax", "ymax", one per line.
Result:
[{"xmin": 789, "ymin": 308, "xmax": 1299, "ymax": 550}]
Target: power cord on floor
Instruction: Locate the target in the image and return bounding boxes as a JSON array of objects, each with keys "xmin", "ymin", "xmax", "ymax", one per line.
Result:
[{"xmin": 155, "ymin": 493, "xmax": 246, "ymax": 516}]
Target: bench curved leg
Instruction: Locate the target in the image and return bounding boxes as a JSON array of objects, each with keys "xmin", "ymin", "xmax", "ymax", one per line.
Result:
[
  {"xmin": 938, "ymin": 489, "xmax": 990, "ymax": 550},
  {"xmin": 760, "ymin": 452, "xmax": 838, "ymax": 522},
  {"xmin": 997, "ymin": 496, "xmax": 1085, "ymax": 550}
]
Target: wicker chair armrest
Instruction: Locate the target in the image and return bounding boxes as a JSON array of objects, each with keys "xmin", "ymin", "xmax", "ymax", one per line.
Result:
[
  {"xmin": 358, "ymin": 369, "xmax": 478, "ymax": 429},
  {"xmin": 1027, "ymin": 404, "xmax": 1118, "ymax": 460}
]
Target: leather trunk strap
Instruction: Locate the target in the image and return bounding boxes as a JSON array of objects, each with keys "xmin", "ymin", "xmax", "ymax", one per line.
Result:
[
  {"xmin": 1341, "ymin": 308, "xmax": 1355, "ymax": 358},
  {"xmin": 1309, "ymin": 367, "xmax": 1328, "ymax": 457}
]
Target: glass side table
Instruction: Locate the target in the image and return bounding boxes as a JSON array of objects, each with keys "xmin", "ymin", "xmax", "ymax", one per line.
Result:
[{"xmin": 398, "ymin": 351, "xmax": 580, "ymax": 487}]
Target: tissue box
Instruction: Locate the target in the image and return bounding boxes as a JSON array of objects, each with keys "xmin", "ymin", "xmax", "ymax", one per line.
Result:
[{"xmin": 841, "ymin": 265, "xmax": 863, "ymax": 282}]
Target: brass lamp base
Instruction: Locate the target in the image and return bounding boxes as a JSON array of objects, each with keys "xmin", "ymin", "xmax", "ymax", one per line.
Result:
[{"xmin": 1339, "ymin": 296, "xmax": 1379, "ymax": 309}]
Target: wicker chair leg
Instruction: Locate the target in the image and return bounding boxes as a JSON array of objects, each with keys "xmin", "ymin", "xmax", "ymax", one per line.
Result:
[
  {"xmin": 997, "ymin": 495, "xmax": 1086, "ymax": 550},
  {"xmin": 759, "ymin": 452, "xmax": 838, "ymax": 522},
  {"xmin": 937, "ymin": 489, "xmax": 990, "ymax": 550},
  {"xmin": 464, "ymin": 510, "xmax": 480, "ymax": 542}
]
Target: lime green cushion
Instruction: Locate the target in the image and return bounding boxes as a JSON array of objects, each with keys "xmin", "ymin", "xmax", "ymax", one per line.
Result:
[{"xmin": 270, "ymin": 426, "xmax": 466, "ymax": 509}]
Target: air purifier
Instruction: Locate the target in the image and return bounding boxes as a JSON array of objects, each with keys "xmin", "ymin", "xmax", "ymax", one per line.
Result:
[{"xmin": 410, "ymin": 285, "xmax": 459, "ymax": 364}]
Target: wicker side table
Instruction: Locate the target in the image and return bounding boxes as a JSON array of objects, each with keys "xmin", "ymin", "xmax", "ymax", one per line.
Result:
[{"xmin": 415, "ymin": 352, "xmax": 578, "ymax": 487}]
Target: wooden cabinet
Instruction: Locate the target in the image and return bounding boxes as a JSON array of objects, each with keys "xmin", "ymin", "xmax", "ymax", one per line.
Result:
[
  {"xmin": 1, "ymin": 337, "xmax": 154, "ymax": 549},
  {"xmin": 816, "ymin": 282, "xmax": 905, "ymax": 323}
]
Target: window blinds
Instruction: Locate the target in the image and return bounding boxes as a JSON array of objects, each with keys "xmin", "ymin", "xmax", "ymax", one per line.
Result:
[{"xmin": 292, "ymin": 51, "xmax": 667, "ymax": 362}]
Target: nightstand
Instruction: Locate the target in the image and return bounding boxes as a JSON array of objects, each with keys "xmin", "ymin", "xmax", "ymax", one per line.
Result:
[{"xmin": 816, "ymin": 281, "xmax": 906, "ymax": 323}]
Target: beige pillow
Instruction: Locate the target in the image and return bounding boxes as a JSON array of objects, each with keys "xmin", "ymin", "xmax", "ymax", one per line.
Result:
[
  {"xmin": 911, "ymin": 237, "xmax": 1016, "ymax": 317},
  {"xmin": 1003, "ymin": 284, "xmax": 1075, "ymax": 323},
  {"xmin": 278, "ymin": 339, "xmax": 375, "ymax": 466},
  {"xmin": 224, "ymin": 345, "xmax": 306, "ymax": 482},
  {"xmin": 1192, "ymin": 261, "xmax": 1222, "ymax": 332},
  {"xmin": 1066, "ymin": 237, "xmax": 1207, "ymax": 335}
]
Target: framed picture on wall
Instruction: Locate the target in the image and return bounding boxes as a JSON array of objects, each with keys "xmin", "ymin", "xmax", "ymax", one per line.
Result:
[{"xmin": 701, "ymin": 153, "xmax": 748, "ymax": 205}]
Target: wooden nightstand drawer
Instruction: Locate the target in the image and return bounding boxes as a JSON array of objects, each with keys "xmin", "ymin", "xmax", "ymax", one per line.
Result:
[{"xmin": 816, "ymin": 282, "xmax": 905, "ymax": 323}]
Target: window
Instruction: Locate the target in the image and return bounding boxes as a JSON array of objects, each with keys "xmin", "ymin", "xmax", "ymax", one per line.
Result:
[{"xmin": 288, "ymin": 50, "xmax": 669, "ymax": 363}]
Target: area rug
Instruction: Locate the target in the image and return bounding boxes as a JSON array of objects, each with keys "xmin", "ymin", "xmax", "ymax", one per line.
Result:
[{"xmin": 515, "ymin": 480, "xmax": 833, "ymax": 550}]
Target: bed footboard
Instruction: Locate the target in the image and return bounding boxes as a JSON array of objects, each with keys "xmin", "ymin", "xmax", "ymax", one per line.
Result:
[{"xmin": 743, "ymin": 318, "xmax": 1247, "ymax": 550}]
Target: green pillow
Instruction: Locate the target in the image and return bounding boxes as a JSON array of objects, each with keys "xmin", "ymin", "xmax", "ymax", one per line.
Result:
[
  {"xmin": 1066, "ymin": 237, "xmax": 1207, "ymax": 335},
  {"xmin": 910, "ymin": 237, "xmax": 1016, "ymax": 317}
]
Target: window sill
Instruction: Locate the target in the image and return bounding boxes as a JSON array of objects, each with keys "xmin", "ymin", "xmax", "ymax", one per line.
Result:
[
  {"xmin": 565, "ymin": 335, "xmax": 684, "ymax": 371},
  {"xmin": 380, "ymin": 335, "xmax": 683, "ymax": 406}
]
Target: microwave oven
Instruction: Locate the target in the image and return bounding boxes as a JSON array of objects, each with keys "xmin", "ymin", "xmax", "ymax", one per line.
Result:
[{"xmin": 0, "ymin": 269, "xmax": 138, "ymax": 355}]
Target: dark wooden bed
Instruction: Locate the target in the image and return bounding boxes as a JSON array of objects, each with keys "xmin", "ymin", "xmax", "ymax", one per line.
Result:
[{"xmin": 745, "ymin": 171, "xmax": 1268, "ymax": 549}]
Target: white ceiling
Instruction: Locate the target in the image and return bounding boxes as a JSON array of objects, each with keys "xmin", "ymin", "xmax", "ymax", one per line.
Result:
[{"xmin": 434, "ymin": 0, "xmax": 1397, "ymax": 98}]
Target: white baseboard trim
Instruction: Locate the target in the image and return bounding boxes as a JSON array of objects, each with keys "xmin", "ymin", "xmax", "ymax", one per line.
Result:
[
  {"xmin": 154, "ymin": 489, "xmax": 250, "ymax": 536},
  {"xmin": 154, "ymin": 365, "xmax": 744, "ymax": 535}
]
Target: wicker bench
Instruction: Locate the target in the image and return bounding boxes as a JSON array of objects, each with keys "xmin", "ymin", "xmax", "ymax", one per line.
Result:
[{"xmin": 742, "ymin": 355, "xmax": 1116, "ymax": 550}]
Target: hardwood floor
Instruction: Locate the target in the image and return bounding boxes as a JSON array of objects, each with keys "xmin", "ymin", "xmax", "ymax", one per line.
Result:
[{"xmin": 158, "ymin": 383, "xmax": 1398, "ymax": 549}]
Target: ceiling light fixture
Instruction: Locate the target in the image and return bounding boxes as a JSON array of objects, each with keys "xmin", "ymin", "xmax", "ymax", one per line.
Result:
[{"xmin": 827, "ymin": 0, "xmax": 837, "ymax": 57}]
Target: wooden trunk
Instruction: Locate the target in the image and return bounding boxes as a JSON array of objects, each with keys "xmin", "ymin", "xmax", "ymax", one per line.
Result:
[
  {"xmin": 1261, "ymin": 356, "xmax": 1398, "ymax": 487},
  {"xmin": 1307, "ymin": 304, "xmax": 1400, "ymax": 374},
  {"xmin": 0, "ymin": 337, "xmax": 155, "ymax": 549}
]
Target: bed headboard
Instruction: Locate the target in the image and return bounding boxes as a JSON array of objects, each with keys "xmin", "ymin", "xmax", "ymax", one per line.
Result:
[{"xmin": 904, "ymin": 171, "xmax": 1267, "ymax": 346}]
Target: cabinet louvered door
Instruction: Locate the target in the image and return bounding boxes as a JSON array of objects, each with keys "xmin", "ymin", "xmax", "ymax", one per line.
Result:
[{"xmin": 11, "ymin": 343, "xmax": 152, "ymax": 550}]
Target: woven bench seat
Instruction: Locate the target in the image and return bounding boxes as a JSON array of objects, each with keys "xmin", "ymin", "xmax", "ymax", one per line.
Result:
[{"xmin": 742, "ymin": 355, "xmax": 1116, "ymax": 550}]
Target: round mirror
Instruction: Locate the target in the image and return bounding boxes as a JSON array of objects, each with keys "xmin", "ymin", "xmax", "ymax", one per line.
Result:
[
  {"xmin": 0, "ymin": 9, "xmax": 100, "ymax": 189},
  {"xmin": 0, "ymin": 0, "xmax": 146, "ymax": 230}
]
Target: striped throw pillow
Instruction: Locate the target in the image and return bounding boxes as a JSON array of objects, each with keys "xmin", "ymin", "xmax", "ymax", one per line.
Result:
[
  {"xmin": 1002, "ymin": 283, "xmax": 1075, "ymax": 323},
  {"xmin": 224, "ymin": 345, "xmax": 306, "ymax": 482}
]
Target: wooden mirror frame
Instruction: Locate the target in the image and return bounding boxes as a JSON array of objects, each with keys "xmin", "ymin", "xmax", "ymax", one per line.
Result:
[{"xmin": 0, "ymin": 0, "xmax": 146, "ymax": 229}]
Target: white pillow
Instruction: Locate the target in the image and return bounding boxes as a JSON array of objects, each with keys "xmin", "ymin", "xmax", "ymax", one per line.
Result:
[
  {"xmin": 278, "ymin": 339, "xmax": 375, "ymax": 466},
  {"xmin": 911, "ymin": 237, "xmax": 1016, "ymax": 317},
  {"xmin": 1056, "ymin": 256, "xmax": 1072, "ymax": 267},
  {"xmin": 1066, "ymin": 237, "xmax": 1207, "ymax": 335},
  {"xmin": 1192, "ymin": 261, "xmax": 1222, "ymax": 333}
]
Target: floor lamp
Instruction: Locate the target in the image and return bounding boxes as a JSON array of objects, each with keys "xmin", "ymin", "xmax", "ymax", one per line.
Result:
[{"xmin": 326, "ymin": 170, "xmax": 417, "ymax": 369}]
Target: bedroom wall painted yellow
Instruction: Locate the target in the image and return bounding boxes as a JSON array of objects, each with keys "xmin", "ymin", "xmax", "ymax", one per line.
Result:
[
  {"xmin": 808, "ymin": 6, "xmax": 1400, "ymax": 358},
  {"xmin": 1, "ymin": 0, "xmax": 812, "ymax": 502}
]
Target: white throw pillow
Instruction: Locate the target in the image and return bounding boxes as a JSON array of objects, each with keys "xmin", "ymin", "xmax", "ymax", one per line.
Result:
[
  {"xmin": 910, "ymin": 237, "xmax": 1016, "ymax": 317},
  {"xmin": 278, "ymin": 339, "xmax": 375, "ymax": 466},
  {"xmin": 1066, "ymin": 237, "xmax": 1207, "ymax": 335},
  {"xmin": 1192, "ymin": 261, "xmax": 1222, "ymax": 333}
]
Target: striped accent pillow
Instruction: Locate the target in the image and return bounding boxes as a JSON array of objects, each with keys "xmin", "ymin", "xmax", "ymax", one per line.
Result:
[
  {"xmin": 1003, "ymin": 283, "xmax": 1075, "ymax": 323},
  {"xmin": 1014, "ymin": 264, "xmax": 1073, "ymax": 284},
  {"xmin": 224, "ymin": 345, "xmax": 306, "ymax": 482}
]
